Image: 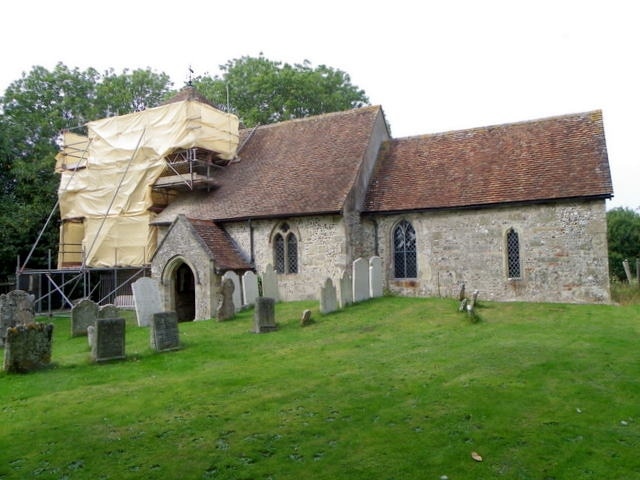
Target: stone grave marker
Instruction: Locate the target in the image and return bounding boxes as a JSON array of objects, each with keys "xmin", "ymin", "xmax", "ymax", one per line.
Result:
[
  {"xmin": 253, "ymin": 297, "xmax": 277, "ymax": 333},
  {"xmin": 3, "ymin": 323, "xmax": 54, "ymax": 373},
  {"xmin": 320, "ymin": 278, "xmax": 338, "ymax": 314},
  {"xmin": 242, "ymin": 271, "xmax": 259, "ymax": 307},
  {"xmin": 132, "ymin": 277, "xmax": 163, "ymax": 327},
  {"xmin": 369, "ymin": 256, "xmax": 383, "ymax": 298},
  {"xmin": 339, "ymin": 270, "xmax": 352, "ymax": 308},
  {"xmin": 216, "ymin": 278, "xmax": 236, "ymax": 321},
  {"xmin": 352, "ymin": 257, "xmax": 370, "ymax": 303},
  {"xmin": 91, "ymin": 317, "xmax": 126, "ymax": 362},
  {"xmin": 71, "ymin": 299, "xmax": 99, "ymax": 337},
  {"xmin": 301, "ymin": 309, "xmax": 313, "ymax": 326},
  {"xmin": 150, "ymin": 312, "xmax": 180, "ymax": 352},
  {"xmin": 261, "ymin": 264, "xmax": 279, "ymax": 302},
  {"xmin": 87, "ymin": 325, "xmax": 95, "ymax": 348},
  {"xmin": 222, "ymin": 271, "xmax": 242, "ymax": 312},
  {"xmin": 0, "ymin": 290, "xmax": 35, "ymax": 347},
  {"xmin": 99, "ymin": 304, "xmax": 120, "ymax": 319}
]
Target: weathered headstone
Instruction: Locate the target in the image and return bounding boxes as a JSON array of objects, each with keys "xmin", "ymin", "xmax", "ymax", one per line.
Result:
[
  {"xmin": 301, "ymin": 309, "xmax": 313, "ymax": 326},
  {"xmin": 458, "ymin": 298, "xmax": 468, "ymax": 312},
  {"xmin": 3, "ymin": 323, "xmax": 54, "ymax": 373},
  {"xmin": 352, "ymin": 257, "xmax": 369, "ymax": 303},
  {"xmin": 242, "ymin": 271, "xmax": 259, "ymax": 307},
  {"xmin": 470, "ymin": 290, "xmax": 479, "ymax": 308},
  {"xmin": 339, "ymin": 270, "xmax": 352, "ymax": 308},
  {"xmin": 222, "ymin": 271, "xmax": 242, "ymax": 312},
  {"xmin": 261, "ymin": 264, "xmax": 279, "ymax": 302},
  {"xmin": 91, "ymin": 317, "xmax": 126, "ymax": 362},
  {"xmin": 623, "ymin": 259, "xmax": 632, "ymax": 283},
  {"xmin": 0, "ymin": 290, "xmax": 35, "ymax": 347},
  {"xmin": 216, "ymin": 278, "xmax": 236, "ymax": 321},
  {"xmin": 150, "ymin": 312, "xmax": 180, "ymax": 352},
  {"xmin": 98, "ymin": 304, "xmax": 120, "ymax": 319},
  {"xmin": 253, "ymin": 297, "xmax": 277, "ymax": 333},
  {"xmin": 369, "ymin": 256, "xmax": 383, "ymax": 298},
  {"xmin": 87, "ymin": 325, "xmax": 95, "ymax": 348},
  {"xmin": 320, "ymin": 278, "xmax": 338, "ymax": 314},
  {"xmin": 132, "ymin": 277, "xmax": 163, "ymax": 327},
  {"xmin": 71, "ymin": 299, "xmax": 99, "ymax": 337}
]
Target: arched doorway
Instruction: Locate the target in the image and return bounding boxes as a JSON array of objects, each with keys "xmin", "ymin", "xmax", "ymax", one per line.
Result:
[{"xmin": 174, "ymin": 262, "xmax": 195, "ymax": 321}]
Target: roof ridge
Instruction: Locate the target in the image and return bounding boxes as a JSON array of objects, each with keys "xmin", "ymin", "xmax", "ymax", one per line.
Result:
[{"xmin": 393, "ymin": 110, "xmax": 603, "ymax": 142}]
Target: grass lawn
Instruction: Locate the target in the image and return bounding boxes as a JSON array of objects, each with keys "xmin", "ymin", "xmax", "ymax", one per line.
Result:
[{"xmin": 1, "ymin": 297, "xmax": 640, "ymax": 479}]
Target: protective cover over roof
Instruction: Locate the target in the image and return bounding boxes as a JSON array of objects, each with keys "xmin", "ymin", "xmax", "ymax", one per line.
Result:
[{"xmin": 56, "ymin": 94, "xmax": 239, "ymax": 267}]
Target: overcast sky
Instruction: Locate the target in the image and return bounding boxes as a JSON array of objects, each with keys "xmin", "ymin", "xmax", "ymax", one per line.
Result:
[{"xmin": 1, "ymin": 0, "xmax": 637, "ymax": 209}]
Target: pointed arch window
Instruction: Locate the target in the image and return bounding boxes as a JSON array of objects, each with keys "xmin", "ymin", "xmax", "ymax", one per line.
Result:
[
  {"xmin": 393, "ymin": 220, "xmax": 417, "ymax": 278},
  {"xmin": 273, "ymin": 223, "xmax": 298, "ymax": 274},
  {"xmin": 506, "ymin": 228, "xmax": 521, "ymax": 279}
]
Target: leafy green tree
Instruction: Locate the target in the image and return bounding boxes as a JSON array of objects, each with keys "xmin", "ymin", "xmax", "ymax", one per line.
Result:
[
  {"xmin": 607, "ymin": 207, "xmax": 640, "ymax": 280},
  {"xmin": 193, "ymin": 54, "xmax": 369, "ymax": 126},
  {"xmin": 0, "ymin": 64, "xmax": 173, "ymax": 279}
]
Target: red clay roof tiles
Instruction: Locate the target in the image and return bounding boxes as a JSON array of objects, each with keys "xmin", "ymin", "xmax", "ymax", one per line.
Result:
[{"xmin": 364, "ymin": 110, "xmax": 613, "ymax": 212}]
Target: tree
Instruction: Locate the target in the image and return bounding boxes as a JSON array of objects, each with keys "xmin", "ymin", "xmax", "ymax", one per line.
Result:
[
  {"xmin": 607, "ymin": 207, "xmax": 640, "ymax": 280},
  {"xmin": 193, "ymin": 54, "xmax": 369, "ymax": 127},
  {"xmin": 0, "ymin": 64, "xmax": 173, "ymax": 279}
]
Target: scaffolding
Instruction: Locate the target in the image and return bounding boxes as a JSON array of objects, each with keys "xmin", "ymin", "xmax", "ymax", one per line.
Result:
[{"xmin": 17, "ymin": 88, "xmax": 240, "ymax": 312}]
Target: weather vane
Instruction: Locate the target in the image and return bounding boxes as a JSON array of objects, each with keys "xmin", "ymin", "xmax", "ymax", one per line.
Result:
[{"xmin": 188, "ymin": 65, "xmax": 194, "ymax": 86}]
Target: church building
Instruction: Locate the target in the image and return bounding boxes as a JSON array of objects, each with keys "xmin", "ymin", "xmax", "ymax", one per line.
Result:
[{"xmin": 55, "ymin": 87, "xmax": 613, "ymax": 320}]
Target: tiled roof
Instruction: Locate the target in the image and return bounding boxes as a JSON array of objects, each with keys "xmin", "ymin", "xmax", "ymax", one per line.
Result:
[
  {"xmin": 153, "ymin": 105, "xmax": 383, "ymax": 223},
  {"xmin": 162, "ymin": 86, "xmax": 218, "ymax": 108},
  {"xmin": 187, "ymin": 218, "xmax": 253, "ymax": 271},
  {"xmin": 365, "ymin": 110, "xmax": 613, "ymax": 213}
]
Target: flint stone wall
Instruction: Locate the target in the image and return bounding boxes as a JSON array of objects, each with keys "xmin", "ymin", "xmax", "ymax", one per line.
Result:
[{"xmin": 368, "ymin": 200, "xmax": 610, "ymax": 303}]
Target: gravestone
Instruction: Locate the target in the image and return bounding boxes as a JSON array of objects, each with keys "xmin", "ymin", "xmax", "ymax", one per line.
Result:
[
  {"xmin": 3, "ymin": 323, "xmax": 54, "ymax": 373},
  {"xmin": 470, "ymin": 290, "xmax": 479, "ymax": 308},
  {"xmin": 301, "ymin": 309, "xmax": 313, "ymax": 326},
  {"xmin": 87, "ymin": 325, "xmax": 95, "ymax": 348},
  {"xmin": 132, "ymin": 277, "xmax": 163, "ymax": 327},
  {"xmin": 253, "ymin": 297, "xmax": 277, "ymax": 333},
  {"xmin": 91, "ymin": 318, "xmax": 126, "ymax": 362},
  {"xmin": 222, "ymin": 271, "xmax": 242, "ymax": 312},
  {"xmin": 320, "ymin": 278, "xmax": 338, "ymax": 314},
  {"xmin": 71, "ymin": 299, "xmax": 99, "ymax": 337},
  {"xmin": 99, "ymin": 304, "xmax": 120, "ymax": 319},
  {"xmin": 0, "ymin": 290, "xmax": 35, "ymax": 347},
  {"xmin": 261, "ymin": 264, "xmax": 279, "ymax": 302},
  {"xmin": 369, "ymin": 256, "xmax": 383, "ymax": 298},
  {"xmin": 352, "ymin": 257, "xmax": 369, "ymax": 303},
  {"xmin": 150, "ymin": 312, "xmax": 180, "ymax": 352},
  {"xmin": 216, "ymin": 278, "xmax": 236, "ymax": 321},
  {"xmin": 339, "ymin": 270, "xmax": 353, "ymax": 308},
  {"xmin": 458, "ymin": 282, "xmax": 466, "ymax": 301},
  {"xmin": 242, "ymin": 271, "xmax": 259, "ymax": 307}
]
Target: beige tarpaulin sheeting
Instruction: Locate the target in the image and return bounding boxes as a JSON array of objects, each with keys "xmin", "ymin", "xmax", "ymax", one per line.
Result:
[{"xmin": 56, "ymin": 99, "xmax": 239, "ymax": 268}]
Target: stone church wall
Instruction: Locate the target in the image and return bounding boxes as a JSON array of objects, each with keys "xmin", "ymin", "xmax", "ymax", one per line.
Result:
[
  {"xmin": 370, "ymin": 200, "xmax": 610, "ymax": 303},
  {"xmin": 226, "ymin": 215, "xmax": 348, "ymax": 302}
]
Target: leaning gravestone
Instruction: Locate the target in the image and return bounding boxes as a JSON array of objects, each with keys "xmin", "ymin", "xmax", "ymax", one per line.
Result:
[
  {"xmin": 3, "ymin": 323, "xmax": 54, "ymax": 373},
  {"xmin": 352, "ymin": 257, "xmax": 369, "ymax": 303},
  {"xmin": 242, "ymin": 271, "xmax": 259, "ymax": 307},
  {"xmin": 216, "ymin": 278, "xmax": 236, "ymax": 321},
  {"xmin": 253, "ymin": 297, "xmax": 277, "ymax": 333},
  {"xmin": 91, "ymin": 318, "xmax": 126, "ymax": 362},
  {"xmin": 320, "ymin": 278, "xmax": 338, "ymax": 314},
  {"xmin": 0, "ymin": 290, "xmax": 35, "ymax": 347},
  {"xmin": 261, "ymin": 264, "xmax": 279, "ymax": 302},
  {"xmin": 132, "ymin": 277, "xmax": 163, "ymax": 327},
  {"xmin": 150, "ymin": 312, "xmax": 180, "ymax": 352},
  {"xmin": 369, "ymin": 256, "xmax": 383, "ymax": 298},
  {"xmin": 339, "ymin": 270, "xmax": 352, "ymax": 308},
  {"xmin": 222, "ymin": 271, "xmax": 242, "ymax": 312},
  {"xmin": 301, "ymin": 309, "xmax": 313, "ymax": 326},
  {"xmin": 71, "ymin": 299, "xmax": 99, "ymax": 337}
]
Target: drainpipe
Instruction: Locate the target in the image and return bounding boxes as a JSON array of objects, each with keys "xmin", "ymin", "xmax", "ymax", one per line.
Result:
[
  {"xmin": 372, "ymin": 218, "xmax": 379, "ymax": 256},
  {"xmin": 248, "ymin": 219, "xmax": 255, "ymax": 265}
]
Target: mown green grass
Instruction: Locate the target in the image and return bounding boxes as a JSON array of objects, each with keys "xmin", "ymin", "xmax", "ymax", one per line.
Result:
[{"xmin": 1, "ymin": 297, "xmax": 640, "ymax": 479}]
